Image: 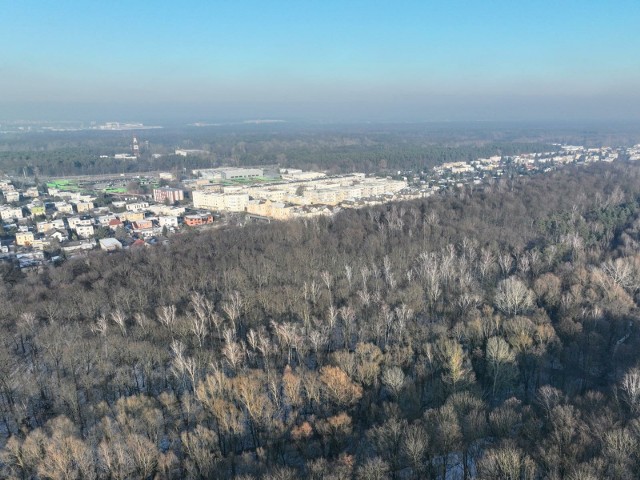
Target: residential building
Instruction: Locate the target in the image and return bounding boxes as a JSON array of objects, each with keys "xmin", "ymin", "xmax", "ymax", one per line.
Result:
[
  {"xmin": 50, "ymin": 219, "xmax": 66, "ymax": 230},
  {"xmin": 48, "ymin": 230, "xmax": 68, "ymax": 243},
  {"xmin": 76, "ymin": 225, "xmax": 95, "ymax": 238},
  {"xmin": 118, "ymin": 211, "xmax": 145, "ymax": 222},
  {"xmin": 147, "ymin": 205, "xmax": 186, "ymax": 216},
  {"xmin": 108, "ymin": 218, "xmax": 123, "ymax": 229},
  {"xmin": 23, "ymin": 187, "xmax": 39, "ymax": 198},
  {"xmin": 126, "ymin": 202, "xmax": 149, "ymax": 211},
  {"xmin": 184, "ymin": 214, "xmax": 214, "ymax": 226},
  {"xmin": 3, "ymin": 191, "xmax": 20, "ymax": 203},
  {"xmin": 75, "ymin": 201, "xmax": 94, "ymax": 213},
  {"xmin": 132, "ymin": 220, "xmax": 153, "ymax": 230},
  {"xmin": 28, "ymin": 204, "xmax": 45, "ymax": 217},
  {"xmin": 99, "ymin": 238, "xmax": 123, "ymax": 252},
  {"xmin": 246, "ymin": 200, "xmax": 294, "ymax": 220},
  {"xmin": 98, "ymin": 215, "xmax": 117, "ymax": 226},
  {"xmin": 37, "ymin": 221, "xmax": 55, "ymax": 233},
  {"xmin": 0, "ymin": 206, "xmax": 23, "ymax": 220},
  {"xmin": 61, "ymin": 241, "xmax": 95, "ymax": 254},
  {"xmin": 54, "ymin": 202, "xmax": 74, "ymax": 214},
  {"xmin": 158, "ymin": 216, "xmax": 178, "ymax": 228},
  {"xmin": 153, "ymin": 187, "xmax": 184, "ymax": 203},
  {"xmin": 192, "ymin": 191, "xmax": 249, "ymax": 212},
  {"xmin": 67, "ymin": 217, "xmax": 93, "ymax": 230},
  {"xmin": 15, "ymin": 231, "xmax": 34, "ymax": 246}
]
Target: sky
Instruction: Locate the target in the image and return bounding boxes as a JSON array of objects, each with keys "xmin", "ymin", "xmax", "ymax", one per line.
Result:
[{"xmin": 1, "ymin": 0, "xmax": 640, "ymax": 122}]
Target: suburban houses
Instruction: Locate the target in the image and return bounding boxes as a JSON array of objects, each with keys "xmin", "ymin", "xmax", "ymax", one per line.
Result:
[{"xmin": 0, "ymin": 144, "xmax": 637, "ymax": 270}]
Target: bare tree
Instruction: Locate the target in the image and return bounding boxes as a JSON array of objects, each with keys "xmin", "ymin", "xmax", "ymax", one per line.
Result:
[
  {"xmin": 382, "ymin": 367, "xmax": 405, "ymax": 400},
  {"xmin": 620, "ymin": 367, "xmax": 640, "ymax": 413},
  {"xmin": 157, "ymin": 305, "xmax": 177, "ymax": 336},
  {"xmin": 495, "ymin": 276, "xmax": 534, "ymax": 316},
  {"xmin": 111, "ymin": 309, "xmax": 127, "ymax": 336},
  {"xmin": 222, "ymin": 291, "xmax": 243, "ymax": 334}
]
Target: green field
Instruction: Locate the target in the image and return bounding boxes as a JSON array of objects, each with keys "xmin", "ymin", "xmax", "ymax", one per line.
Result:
[{"xmin": 47, "ymin": 179, "xmax": 81, "ymax": 191}]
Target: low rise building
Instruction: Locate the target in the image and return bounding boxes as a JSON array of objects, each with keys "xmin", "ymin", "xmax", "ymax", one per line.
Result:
[
  {"xmin": 37, "ymin": 221, "xmax": 55, "ymax": 233},
  {"xmin": 118, "ymin": 211, "xmax": 145, "ymax": 222},
  {"xmin": 0, "ymin": 206, "xmax": 23, "ymax": 220},
  {"xmin": 98, "ymin": 215, "xmax": 117, "ymax": 226},
  {"xmin": 76, "ymin": 225, "xmax": 95, "ymax": 238},
  {"xmin": 28, "ymin": 204, "xmax": 45, "ymax": 217},
  {"xmin": 158, "ymin": 216, "xmax": 179, "ymax": 228},
  {"xmin": 54, "ymin": 202, "xmax": 74, "ymax": 214},
  {"xmin": 67, "ymin": 217, "xmax": 93, "ymax": 230},
  {"xmin": 99, "ymin": 238, "xmax": 123, "ymax": 251},
  {"xmin": 75, "ymin": 201, "xmax": 94, "ymax": 213},
  {"xmin": 126, "ymin": 202, "xmax": 149, "ymax": 211},
  {"xmin": 3, "ymin": 191, "xmax": 20, "ymax": 202},
  {"xmin": 176, "ymin": 149, "xmax": 209, "ymax": 157},
  {"xmin": 15, "ymin": 231, "xmax": 34, "ymax": 246},
  {"xmin": 132, "ymin": 219, "xmax": 153, "ymax": 230},
  {"xmin": 184, "ymin": 214, "xmax": 214, "ymax": 226},
  {"xmin": 23, "ymin": 187, "xmax": 39, "ymax": 198}
]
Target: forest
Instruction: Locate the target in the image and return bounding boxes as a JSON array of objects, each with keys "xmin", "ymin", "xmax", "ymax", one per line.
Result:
[
  {"xmin": 4, "ymin": 120, "xmax": 638, "ymax": 176},
  {"xmin": 2, "ymin": 162, "xmax": 640, "ymax": 479}
]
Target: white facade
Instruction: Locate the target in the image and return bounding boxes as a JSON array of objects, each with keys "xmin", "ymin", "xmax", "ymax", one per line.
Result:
[
  {"xmin": 55, "ymin": 202, "xmax": 74, "ymax": 214},
  {"xmin": 126, "ymin": 202, "xmax": 150, "ymax": 211},
  {"xmin": 158, "ymin": 216, "xmax": 179, "ymax": 227},
  {"xmin": 0, "ymin": 206, "xmax": 23, "ymax": 220},
  {"xmin": 3, "ymin": 191, "xmax": 20, "ymax": 202},
  {"xmin": 76, "ymin": 225, "xmax": 95, "ymax": 238},
  {"xmin": 192, "ymin": 191, "xmax": 249, "ymax": 212}
]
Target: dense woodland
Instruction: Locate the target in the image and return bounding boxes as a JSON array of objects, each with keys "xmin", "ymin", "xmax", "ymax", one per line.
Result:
[{"xmin": 2, "ymin": 163, "xmax": 640, "ymax": 478}]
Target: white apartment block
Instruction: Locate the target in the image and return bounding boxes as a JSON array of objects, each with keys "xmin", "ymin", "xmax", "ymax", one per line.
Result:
[{"xmin": 192, "ymin": 191, "xmax": 249, "ymax": 212}]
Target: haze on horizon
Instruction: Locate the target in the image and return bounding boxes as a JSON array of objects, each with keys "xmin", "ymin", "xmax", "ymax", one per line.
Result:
[{"xmin": 2, "ymin": 0, "xmax": 640, "ymax": 123}]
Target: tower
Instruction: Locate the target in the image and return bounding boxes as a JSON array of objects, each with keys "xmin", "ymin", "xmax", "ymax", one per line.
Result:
[{"xmin": 132, "ymin": 136, "xmax": 140, "ymax": 157}]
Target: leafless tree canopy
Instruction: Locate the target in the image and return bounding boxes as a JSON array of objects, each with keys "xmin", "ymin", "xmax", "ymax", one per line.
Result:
[{"xmin": 1, "ymin": 163, "xmax": 640, "ymax": 478}]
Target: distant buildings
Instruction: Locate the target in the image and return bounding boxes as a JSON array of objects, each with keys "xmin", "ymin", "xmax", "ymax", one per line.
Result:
[
  {"xmin": 99, "ymin": 238, "xmax": 123, "ymax": 252},
  {"xmin": 15, "ymin": 231, "xmax": 34, "ymax": 246},
  {"xmin": 192, "ymin": 167, "xmax": 264, "ymax": 180},
  {"xmin": 0, "ymin": 206, "xmax": 23, "ymax": 220},
  {"xmin": 153, "ymin": 187, "xmax": 184, "ymax": 203},
  {"xmin": 175, "ymin": 149, "xmax": 208, "ymax": 157},
  {"xmin": 126, "ymin": 202, "xmax": 149, "ymax": 211},
  {"xmin": 3, "ymin": 190, "xmax": 20, "ymax": 202},
  {"xmin": 192, "ymin": 191, "xmax": 250, "ymax": 212},
  {"xmin": 184, "ymin": 214, "xmax": 214, "ymax": 227}
]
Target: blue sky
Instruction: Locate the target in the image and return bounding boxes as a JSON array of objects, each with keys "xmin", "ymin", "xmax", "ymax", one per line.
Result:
[{"xmin": 1, "ymin": 0, "xmax": 639, "ymax": 121}]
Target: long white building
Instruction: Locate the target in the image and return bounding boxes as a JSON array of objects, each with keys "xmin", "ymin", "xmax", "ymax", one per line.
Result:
[{"xmin": 192, "ymin": 191, "xmax": 249, "ymax": 212}]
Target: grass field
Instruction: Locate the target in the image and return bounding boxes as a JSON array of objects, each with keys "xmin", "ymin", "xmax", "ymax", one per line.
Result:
[{"xmin": 47, "ymin": 180, "xmax": 81, "ymax": 191}]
